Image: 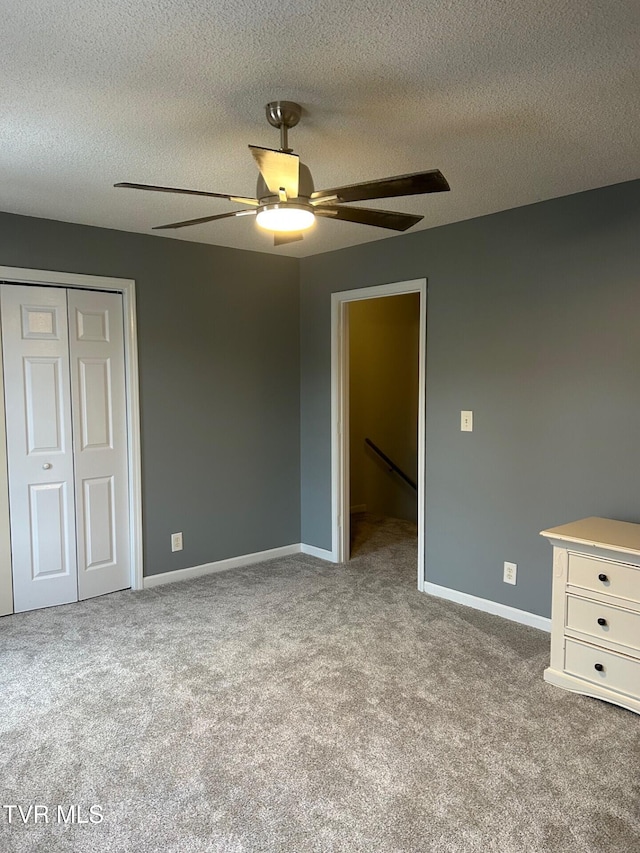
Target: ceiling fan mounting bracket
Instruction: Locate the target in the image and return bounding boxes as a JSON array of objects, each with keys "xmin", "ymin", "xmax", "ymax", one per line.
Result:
[
  {"xmin": 265, "ymin": 101, "xmax": 302, "ymax": 152},
  {"xmin": 265, "ymin": 101, "xmax": 302, "ymax": 130}
]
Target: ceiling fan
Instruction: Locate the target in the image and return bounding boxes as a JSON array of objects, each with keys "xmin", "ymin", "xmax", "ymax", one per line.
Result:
[{"xmin": 115, "ymin": 101, "xmax": 450, "ymax": 246}]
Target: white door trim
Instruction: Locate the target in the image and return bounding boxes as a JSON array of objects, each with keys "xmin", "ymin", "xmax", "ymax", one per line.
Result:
[
  {"xmin": 0, "ymin": 322, "xmax": 13, "ymax": 616},
  {"xmin": 330, "ymin": 279, "xmax": 427, "ymax": 591},
  {"xmin": 0, "ymin": 266, "xmax": 144, "ymax": 603}
]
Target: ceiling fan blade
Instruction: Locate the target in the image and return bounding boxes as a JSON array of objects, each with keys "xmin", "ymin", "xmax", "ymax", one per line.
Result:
[
  {"xmin": 115, "ymin": 182, "xmax": 258, "ymax": 206},
  {"xmin": 249, "ymin": 146, "xmax": 299, "ymax": 199},
  {"xmin": 153, "ymin": 209, "xmax": 256, "ymax": 230},
  {"xmin": 274, "ymin": 232, "xmax": 304, "ymax": 246},
  {"xmin": 311, "ymin": 170, "xmax": 449, "ymax": 204},
  {"xmin": 315, "ymin": 205, "xmax": 422, "ymax": 232}
]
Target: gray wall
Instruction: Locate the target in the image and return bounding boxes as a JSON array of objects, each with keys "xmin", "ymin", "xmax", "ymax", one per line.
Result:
[
  {"xmin": 300, "ymin": 179, "xmax": 640, "ymax": 618},
  {"xmin": 2, "ymin": 178, "xmax": 638, "ymax": 613},
  {"xmin": 0, "ymin": 213, "xmax": 301, "ymax": 576}
]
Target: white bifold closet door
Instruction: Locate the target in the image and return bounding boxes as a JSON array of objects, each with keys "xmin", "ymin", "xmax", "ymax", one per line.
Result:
[{"xmin": 1, "ymin": 284, "xmax": 130, "ymax": 613}]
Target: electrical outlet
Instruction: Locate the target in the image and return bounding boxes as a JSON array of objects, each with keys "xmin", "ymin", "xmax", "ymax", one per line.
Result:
[
  {"xmin": 461, "ymin": 410, "xmax": 473, "ymax": 432},
  {"xmin": 171, "ymin": 532, "xmax": 183, "ymax": 552},
  {"xmin": 503, "ymin": 561, "xmax": 517, "ymax": 585}
]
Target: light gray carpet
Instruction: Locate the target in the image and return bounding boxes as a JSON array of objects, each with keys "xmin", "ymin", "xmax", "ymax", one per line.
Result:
[{"xmin": 1, "ymin": 513, "xmax": 638, "ymax": 852}]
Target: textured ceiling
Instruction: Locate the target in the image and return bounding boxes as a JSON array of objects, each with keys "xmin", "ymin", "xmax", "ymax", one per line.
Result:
[{"xmin": 2, "ymin": 0, "xmax": 639, "ymax": 257}]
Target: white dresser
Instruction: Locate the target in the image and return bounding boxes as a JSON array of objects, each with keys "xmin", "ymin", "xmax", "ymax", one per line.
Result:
[{"xmin": 541, "ymin": 517, "xmax": 640, "ymax": 715}]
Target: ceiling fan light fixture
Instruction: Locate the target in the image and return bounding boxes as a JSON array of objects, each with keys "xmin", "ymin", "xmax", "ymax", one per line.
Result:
[
  {"xmin": 256, "ymin": 203, "xmax": 315, "ymax": 233},
  {"xmin": 116, "ymin": 101, "xmax": 450, "ymax": 240}
]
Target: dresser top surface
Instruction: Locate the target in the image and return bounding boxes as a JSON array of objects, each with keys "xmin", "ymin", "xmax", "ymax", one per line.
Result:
[{"xmin": 541, "ymin": 517, "xmax": 640, "ymax": 556}]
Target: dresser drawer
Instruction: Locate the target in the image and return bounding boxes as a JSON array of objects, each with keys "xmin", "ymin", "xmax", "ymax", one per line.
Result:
[
  {"xmin": 564, "ymin": 639, "xmax": 640, "ymax": 697},
  {"xmin": 567, "ymin": 552, "xmax": 640, "ymax": 605},
  {"xmin": 566, "ymin": 595, "xmax": 640, "ymax": 653}
]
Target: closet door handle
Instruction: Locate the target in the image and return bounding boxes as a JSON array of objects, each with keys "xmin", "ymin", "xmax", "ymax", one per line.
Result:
[
  {"xmin": 597, "ymin": 617, "xmax": 607, "ymax": 626},
  {"xmin": 598, "ymin": 573, "xmax": 608, "ymax": 582},
  {"xmin": 42, "ymin": 463, "xmax": 52, "ymax": 470}
]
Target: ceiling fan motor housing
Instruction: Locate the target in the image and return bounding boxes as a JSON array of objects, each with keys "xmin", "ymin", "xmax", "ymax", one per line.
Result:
[{"xmin": 256, "ymin": 162, "xmax": 315, "ymax": 205}]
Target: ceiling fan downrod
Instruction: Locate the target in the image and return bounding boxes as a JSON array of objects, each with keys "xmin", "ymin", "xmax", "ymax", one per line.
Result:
[{"xmin": 265, "ymin": 101, "xmax": 302, "ymax": 152}]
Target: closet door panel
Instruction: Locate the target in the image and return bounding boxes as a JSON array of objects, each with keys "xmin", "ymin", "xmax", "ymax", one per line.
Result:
[
  {"xmin": 1, "ymin": 285, "xmax": 78, "ymax": 612},
  {"xmin": 29, "ymin": 482, "xmax": 72, "ymax": 577},
  {"xmin": 68, "ymin": 290, "xmax": 130, "ymax": 599},
  {"xmin": 83, "ymin": 475, "xmax": 116, "ymax": 567}
]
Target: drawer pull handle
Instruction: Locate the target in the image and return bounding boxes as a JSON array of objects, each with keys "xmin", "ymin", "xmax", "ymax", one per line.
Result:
[
  {"xmin": 598, "ymin": 573, "xmax": 608, "ymax": 582},
  {"xmin": 597, "ymin": 617, "xmax": 607, "ymax": 626},
  {"xmin": 594, "ymin": 663, "xmax": 604, "ymax": 672}
]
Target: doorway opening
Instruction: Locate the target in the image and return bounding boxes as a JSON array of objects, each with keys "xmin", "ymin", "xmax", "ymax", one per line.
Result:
[{"xmin": 331, "ymin": 279, "xmax": 426, "ymax": 591}]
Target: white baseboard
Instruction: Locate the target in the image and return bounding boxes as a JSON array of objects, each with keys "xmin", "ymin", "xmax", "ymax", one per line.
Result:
[
  {"xmin": 423, "ymin": 581, "xmax": 551, "ymax": 632},
  {"xmin": 143, "ymin": 542, "xmax": 336, "ymax": 589},
  {"xmin": 143, "ymin": 544, "xmax": 302, "ymax": 589},
  {"xmin": 300, "ymin": 543, "xmax": 335, "ymax": 561},
  {"xmin": 350, "ymin": 504, "xmax": 367, "ymax": 514}
]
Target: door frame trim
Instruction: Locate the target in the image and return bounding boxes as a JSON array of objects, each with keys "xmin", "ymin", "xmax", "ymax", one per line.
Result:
[
  {"xmin": 330, "ymin": 278, "xmax": 427, "ymax": 591},
  {"xmin": 0, "ymin": 266, "xmax": 144, "ymax": 601}
]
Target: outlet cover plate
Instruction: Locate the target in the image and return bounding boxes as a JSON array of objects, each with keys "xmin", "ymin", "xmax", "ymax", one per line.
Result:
[{"xmin": 503, "ymin": 561, "xmax": 517, "ymax": 585}]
